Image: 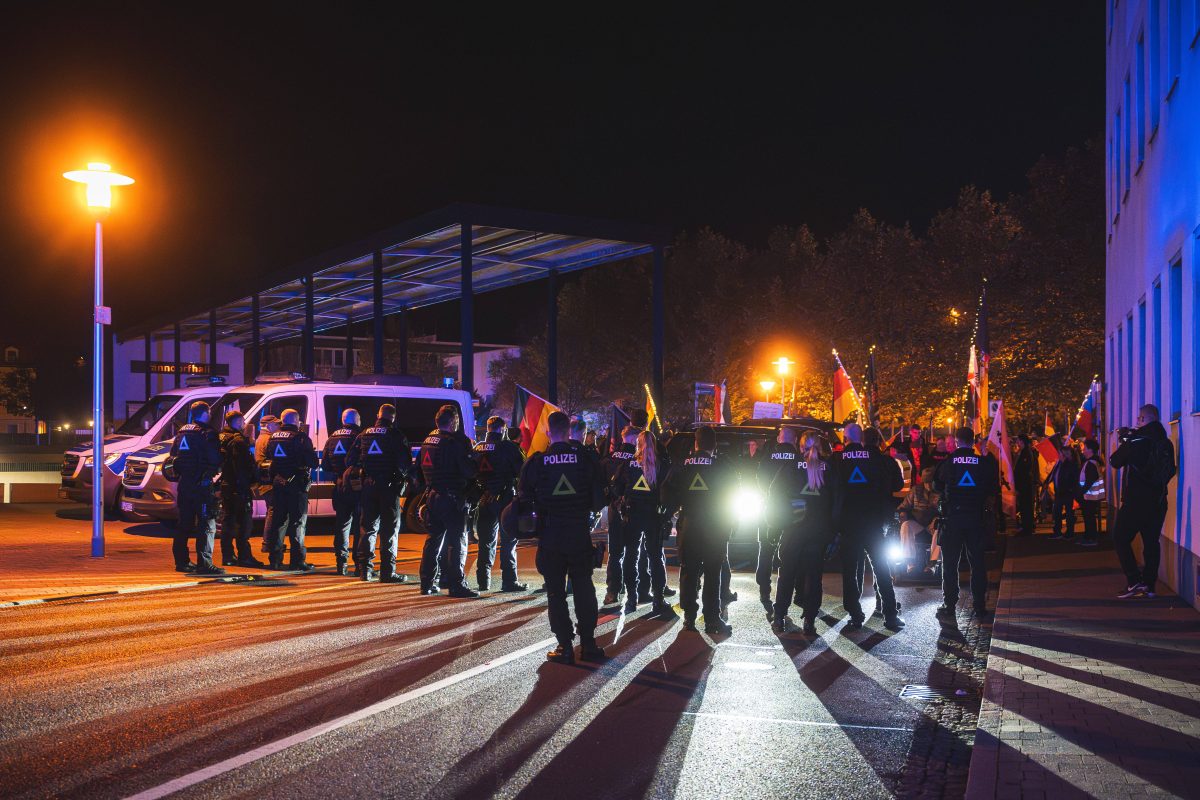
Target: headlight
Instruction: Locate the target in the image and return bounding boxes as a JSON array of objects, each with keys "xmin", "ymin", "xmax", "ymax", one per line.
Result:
[
  {"xmin": 887, "ymin": 542, "xmax": 905, "ymax": 562},
  {"xmin": 83, "ymin": 457, "xmax": 93, "ymax": 467},
  {"xmin": 730, "ymin": 486, "xmax": 765, "ymax": 524},
  {"xmin": 104, "ymin": 453, "xmax": 122, "ymax": 466}
]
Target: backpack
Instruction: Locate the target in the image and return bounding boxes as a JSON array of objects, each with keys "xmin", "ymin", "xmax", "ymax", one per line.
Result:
[{"xmin": 1138, "ymin": 438, "xmax": 1177, "ymax": 491}]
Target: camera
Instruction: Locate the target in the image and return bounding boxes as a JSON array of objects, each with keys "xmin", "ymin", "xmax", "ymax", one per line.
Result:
[{"xmin": 1117, "ymin": 427, "xmax": 1136, "ymax": 444}]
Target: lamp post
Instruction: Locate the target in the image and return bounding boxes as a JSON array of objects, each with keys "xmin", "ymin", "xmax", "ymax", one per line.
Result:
[
  {"xmin": 772, "ymin": 357, "xmax": 793, "ymax": 414},
  {"xmin": 63, "ymin": 163, "xmax": 134, "ymax": 558},
  {"xmin": 759, "ymin": 380, "xmax": 776, "ymax": 403}
]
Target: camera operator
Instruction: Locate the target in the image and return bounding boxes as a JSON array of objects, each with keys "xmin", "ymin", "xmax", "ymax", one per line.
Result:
[{"xmin": 1110, "ymin": 404, "xmax": 1177, "ymax": 599}]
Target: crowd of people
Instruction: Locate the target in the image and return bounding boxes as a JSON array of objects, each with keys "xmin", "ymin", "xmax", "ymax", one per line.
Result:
[{"xmin": 157, "ymin": 395, "xmax": 1172, "ymax": 665}]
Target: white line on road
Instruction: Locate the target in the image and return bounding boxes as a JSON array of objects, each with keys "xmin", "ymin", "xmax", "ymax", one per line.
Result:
[
  {"xmin": 199, "ymin": 582, "xmax": 365, "ymax": 614},
  {"xmin": 683, "ymin": 711, "xmax": 912, "ymax": 733},
  {"xmin": 122, "ymin": 634, "xmax": 560, "ymax": 800}
]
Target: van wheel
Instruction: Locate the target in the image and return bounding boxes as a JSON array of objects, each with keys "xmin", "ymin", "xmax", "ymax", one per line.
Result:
[{"xmin": 109, "ymin": 487, "xmax": 126, "ymax": 521}]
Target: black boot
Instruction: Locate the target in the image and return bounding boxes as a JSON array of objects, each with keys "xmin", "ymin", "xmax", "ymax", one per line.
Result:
[
  {"xmin": 546, "ymin": 642, "xmax": 575, "ymax": 664},
  {"xmin": 336, "ymin": 558, "xmax": 349, "ymax": 576},
  {"xmin": 579, "ymin": 640, "xmax": 606, "ymax": 661}
]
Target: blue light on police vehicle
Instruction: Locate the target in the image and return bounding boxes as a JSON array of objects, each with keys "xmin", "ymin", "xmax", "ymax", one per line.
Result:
[{"xmin": 442, "ymin": 377, "xmax": 454, "ymax": 389}]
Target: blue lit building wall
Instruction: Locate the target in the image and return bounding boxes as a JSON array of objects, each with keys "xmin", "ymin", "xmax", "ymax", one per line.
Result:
[{"xmin": 1107, "ymin": 0, "xmax": 1200, "ymax": 608}]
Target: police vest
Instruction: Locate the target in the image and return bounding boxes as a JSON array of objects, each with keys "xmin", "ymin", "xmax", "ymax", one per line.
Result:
[
  {"xmin": 357, "ymin": 424, "xmax": 409, "ymax": 477},
  {"xmin": 837, "ymin": 444, "xmax": 882, "ymax": 495},
  {"xmin": 759, "ymin": 442, "xmax": 798, "ymax": 487},
  {"xmin": 621, "ymin": 460, "xmax": 658, "ymax": 512},
  {"xmin": 267, "ymin": 427, "xmax": 309, "ymax": 479},
  {"xmin": 676, "ymin": 453, "xmax": 726, "ymax": 516},
  {"xmin": 778, "ymin": 458, "xmax": 832, "ymax": 529},
  {"xmin": 1080, "ymin": 458, "xmax": 1105, "ymax": 501},
  {"xmin": 532, "ymin": 443, "xmax": 594, "ymax": 516},
  {"xmin": 941, "ymin": 448, "xmax": 987, "ymax": 516},
  {"xmin": 473, "ymin": 436, "xmax": 520, "ymax": 492},
  {"xmin": 322, "ymin": 425, "xmax": 360, "ymax": 475},
  {"xmin": 174, "ymin": 422, "xmax": 217, "ymax": 477},
  {"xmin": 420, "ymin": 431, "xmax": 472, "ymax": 491}
]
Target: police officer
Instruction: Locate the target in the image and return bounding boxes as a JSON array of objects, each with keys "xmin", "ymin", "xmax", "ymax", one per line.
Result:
[
  {"xmin": 351, "ymin": 403, "xmax": 411, "ymax": 583},
  {"xmin": 218, "ymin": 410, "xmax": 263, "ymax": 568},
  {"xmin": 418, "ymin": 404, "xmax": 478, "ymax": 597},
  {"xmin": 934, "ymin": 426, "xmax": 999, "ymax": 618},
  {"xmin": 629, "ymin": 409, "xmax": 677, "ymax": 601},
  {"xmin": 768, "ymin": 431, "xmax": 832, "ymax": 636},
  {"xmin": 470, "ymin": 416, "xmax": 528, "ymax": 592},
  {"xmin": 169, "ymin": 401, "xmax": 223, "ymax": 575},
  {"xmin": 518, "ymin": 410, "xmax": 607, "ymax": 664},
  {"xmin": 602, "ymin": 426, "xmax": 638, "ymax": 605},
  {"xmin": 265, "ymin": 408, "xmax": 317, "ymax": 571},
  {"xmin": 756, "ymin": 426, "xmax": 800, "ymax": 613},
  {"xmin": 834, "ymin": 423, "xmax": 905, "ymax": 631},
  {"xmin": 324, "ymin": 408, "xmax": 363, "ymax": 576},
  {"xmin": 662, "ymin": 425, "xmax": 736, "ymax": 635},
  {"xmin": 254, "ymin": 414, "xmax": 281, "ymax": 556},
  {"xmin": 612, "ymin": 429, "xmax": 673, "ymax": 616}
]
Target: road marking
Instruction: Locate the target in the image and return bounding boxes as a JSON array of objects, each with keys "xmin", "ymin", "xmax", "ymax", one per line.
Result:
[
  {"xmin": 199, "ymin": 583, "xmax": 363, "ymax": 613},
  {"xmin": 718, "ymin": 642, "xmax": 783, "ymax": 650},
  {"xmin": 122, "ymin": 634, "xmax": 560, "ymax": 800},
  {"xmin": 683, "ymin": 711, "xmax": 912, "ymax": 733}
]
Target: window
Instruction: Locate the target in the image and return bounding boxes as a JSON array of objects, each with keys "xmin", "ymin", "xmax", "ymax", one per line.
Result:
[
  {"xmin": 1153, "ymin": 279, "xmax": 1163, "ymax": 412},
  {"xmin": 1109, "ymin": 137, "xmax": 1117, "ymax": 222},
  {"xmin": 1115, "ymin": 111, "xmax": 1124, "ymax": 208},
  {"xmin": 1193, "ymin": 250, "xmax": 1200, "ymax": 411},
  {"xmin": 3, "ymin": 346, "xmax": 16, "ymax": 363},
  {"xmin": 1170, "ymin": 258, "xmax": 1183, "ymax": 418},
  {"xmin": 255, "ymin": 395, "xmax": 310, "ymax": 431},
  {"xmin": 1151, "ymin": 0, "xmax": 1162, "ymax": 131},
  {"xmin": 321, "ymin": 394, "xmax": 463, "ymax": 447},
  {"xmin": 1124, "ymin": 75, "xmax": 1133, "ymax": 188},
  {"xmin": 315, "ymin": 348, "xmax": 345, "ymax": 368},
  {"xmin": 1138, "ymin": 298, "xmax": 1147, "ymax": 407},
  {"xmin": 1110, "ymin": 334, "xmax": 1117, "ymax": 429},
  {"xmin": 1168, "ymin": 0, "xmax": 1182, "ymax": 96},
  {"xmin": 1117, "ymin": 325, "xmax": 1125, "ymax": 425},
  {"xmin": 1136, "ymin": 34, "xmax": 1147, "ymax": 166},
  {"xmin": 1127, "ymin": 313, "xmax": 1135, "ymax": 424}
]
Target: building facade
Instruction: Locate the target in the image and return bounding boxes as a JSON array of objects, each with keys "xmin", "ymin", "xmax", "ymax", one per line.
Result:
[{"xmin": 1107, "ymin": 0, "xmax": 1200, "ymax": 608}]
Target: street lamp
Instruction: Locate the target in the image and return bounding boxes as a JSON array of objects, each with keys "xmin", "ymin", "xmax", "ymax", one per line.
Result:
[
  {"xmin": 63, "ymin": 162, "xmax": 134, "ymax": 558},
  {"xmin": 772, "ymin": 357, "xmax": 794, "ymax": 411},
  {"xmin": 759, "ymin": 380, "xmax": 776, "ymax": 402}
]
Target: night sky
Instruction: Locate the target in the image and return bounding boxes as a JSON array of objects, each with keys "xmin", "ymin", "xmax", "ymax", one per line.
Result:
[{"xmin": 0, "ymin": 4, "xmax": 1101, "ymax": 415}]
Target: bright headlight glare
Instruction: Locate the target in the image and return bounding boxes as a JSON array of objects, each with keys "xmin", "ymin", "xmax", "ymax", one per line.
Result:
[
  {"xmin": 730, "ymin": 486, "xmax": 765, "ymax": 523},
  {"xmin": 104, "ymin": 453, "xmax": 122, "ymax": 466},
  {"xmin": 887, "ymin": 543, "xmax": 905, "ymax": 561}
]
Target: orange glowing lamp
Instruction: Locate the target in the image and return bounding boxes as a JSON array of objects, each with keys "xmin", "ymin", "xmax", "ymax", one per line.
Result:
[{"xmin": 62, "ymin": 162, "xmax": 134, "ymax": 209}]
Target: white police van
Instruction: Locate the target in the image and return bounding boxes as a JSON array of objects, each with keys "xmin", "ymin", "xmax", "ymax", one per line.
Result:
[
  {"xmin": 59, "ymin": 377, "xmax": 232, "ymax": 515},
  {"xmin": 121, "ymin": 373, "xmax": 474, "ymax": 526}
]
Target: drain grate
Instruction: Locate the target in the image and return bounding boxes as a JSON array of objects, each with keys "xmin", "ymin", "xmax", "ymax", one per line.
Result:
[{"xmin": 898, "ymin": 684, "xmax": 976, "ymax": 701}]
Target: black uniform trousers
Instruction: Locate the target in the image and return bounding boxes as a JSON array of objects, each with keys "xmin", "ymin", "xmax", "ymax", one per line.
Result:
[
  {"xmin": 1016, "ymin": 484, "xmax": 1036, "ymax": 535},
  {"xmin": 678, "ymin": 519, "xmax": 727, "ymax": 623},
  {"xmin": 756, "ymin": 526, "xmax": 781, "ymax": 596},
  {"xmin": 218, "ymin": 484, "xmax": 252, "ymax": 564},
  {"xmin": 939, "ymin": 516, "xmax": 988, "ymax": 608},
  {"xmin": 1113, "ymin": 499, "xmax": 1167, "ymax": 590},
  {"xmin": 605, "ymin": 507, "xmax": 631, "ymax": 595},
  {"xmin": 839, "ymin": 521, "xmax": 898, "ymax": 619},
  {"xmin": 474, "ymin": 492, "xmax": 518, "ymax": 586},
  {"xmin": 1051, "ymin": 492, "xmax": 1076, "ymax": 538},
  {"xmin": 332, "ymin": 484, "xmax": 362, "ymax": 566},
  {"xmin": 175, "ymin": 480, "xmax": 217, "ymax": 569},
  {"xmin": 358, "ymin": 476, "xmax": 400, "ymax": 576},
  {"xmin": 267, "ymin": 480, "xmax": 308, "ymax": 566},
  {"xmin": 1080, "ymin": 498, "xmax": 1100, "ymax": 543},
  {"xmin": 622, "ymin": 509, "xmax": 666, "ymax": 600},
  {"xmin": 774, "ymin": 527, "xmax": 825, "ymax": 622},
  {"xmin": 537, "ymin": 539, "xmax": 599, "ymax": 645},
  {"xmin": 421, "ymin": 489, "xmax": 468, "ymax": 590}
]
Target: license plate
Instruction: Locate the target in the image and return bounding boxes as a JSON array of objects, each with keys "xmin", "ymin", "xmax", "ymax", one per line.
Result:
[{"xmin": 120, "ymin": 501, "xmax": 134, "ymax": 513}]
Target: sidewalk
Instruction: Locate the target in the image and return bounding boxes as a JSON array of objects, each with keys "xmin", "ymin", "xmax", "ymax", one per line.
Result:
[
  {"xmin": 0, "ymin": 503, "xmax": 432, "ymax": 604},
  {"xmin": 967, "ymin": 535, "xmax": 1200, "ymax": 799}
]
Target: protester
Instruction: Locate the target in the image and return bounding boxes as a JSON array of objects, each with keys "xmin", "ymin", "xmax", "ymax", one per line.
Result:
[
  {"xmin": 896, "ymin": 466, "xmax": 940, "ymax": 572},
  {"xmin": 1078, "ymin": 438, "xmax": 1104, "ymax": 547},
  {"xmin": 1013, "ymin": 434, "xmax": 1038, "ymax": 536},
  {"xmin": 1048, "ymin": 437, "xmax": 1079, "ymax": 541},
  {"xmin": 1110, "ymin": 404, "xmax": 1176, "ymax": 599}
]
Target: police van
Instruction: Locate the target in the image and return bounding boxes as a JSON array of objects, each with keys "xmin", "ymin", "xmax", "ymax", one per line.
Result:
[
  {"xmin": 59, "ymin": 377, "xmax": 233, "ymax": 515},
  {"xmin": 121, "ymin": 373, "xmax": 474, "ymax": 526}
]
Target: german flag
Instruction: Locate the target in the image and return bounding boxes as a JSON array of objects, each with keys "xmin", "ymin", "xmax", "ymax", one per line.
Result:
[
  {"xmin": 833, "ymin": 365, "xmax": 858, "ymax": 426},
  {"xmin": 511, "ymin": 385, "xmax": 559, "ymax": 455}
]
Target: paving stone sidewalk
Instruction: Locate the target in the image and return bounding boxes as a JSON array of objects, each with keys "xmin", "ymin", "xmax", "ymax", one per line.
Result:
[{"xmin": 967, "ymin": 535, "xmax": 1200, "ymax": 800}]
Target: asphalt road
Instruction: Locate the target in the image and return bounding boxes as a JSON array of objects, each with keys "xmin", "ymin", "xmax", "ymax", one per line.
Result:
[{"xmin": 0, "ymin": 540, "xmax": 993, "ymax": 800}]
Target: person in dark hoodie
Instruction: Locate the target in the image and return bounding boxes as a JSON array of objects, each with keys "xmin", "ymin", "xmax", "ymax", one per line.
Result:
[
  {"xmin": 218, "ymin": 410, "xmax": 264, "ymax": 568},
  {"xmin": 1048, "ymin": 437, "xmax": 1080, "ymax": 541},
  {"xmin": 1110, "ymin": 404, "xmax": 1176, "ymax": 598}
]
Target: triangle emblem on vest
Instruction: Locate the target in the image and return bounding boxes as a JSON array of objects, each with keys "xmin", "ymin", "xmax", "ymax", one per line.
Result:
[
  {"xmin": 957, "ymin": 470, "xmax": 976, "ymax": 488},
  {"xmin": 273, "ymin": 443, "xmax": 287, "ymax": 458},
  {"xmin": 688, "ymin": 473, "xmax": 709, "ymax": 491},
  {"xmin": 368, "ymin": 440, "xmax": 384, "ymax": 456},
  {"xmin": 801, "ymin": 481, "xmax": 822, "ymax": 496},
  {"xmin": 552, "ymin": 473, "xmax": 577, "ymax": 496},
  {"xmin": 177, "ymin": 437, "xmax": 190, "ymax": 451},
  {"xmin": 478, "ymin": 455, "xmax": 493, "ymax": 472},
  {"xmin": 848, "ymin": 466, "xmax": 867, "ymax": 484},
  {"xmin": 632, "ymin": 473, "xmax": 651, "ymax": 492},
  {"xmin": 421, "ymin": 449, "xmax": 433, "ymax": 467},
  {"xmin": 332, "ymin": 441, "xmax": 346, "ymax": 455}
]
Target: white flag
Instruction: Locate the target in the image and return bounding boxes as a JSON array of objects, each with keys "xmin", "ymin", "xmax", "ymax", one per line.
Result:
[{"xmin": 985, "ymin": 399, "xmax": 1016, "ymax": 518}]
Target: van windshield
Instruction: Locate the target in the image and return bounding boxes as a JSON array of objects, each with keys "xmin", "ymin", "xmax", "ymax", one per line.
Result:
[
  {"xmin": 117, "ymin": 395, "xmax": 181, "ymax": 436},
  {"xmin": 209, "ymin": 392, "xmax": 265, "ymax": 426}
]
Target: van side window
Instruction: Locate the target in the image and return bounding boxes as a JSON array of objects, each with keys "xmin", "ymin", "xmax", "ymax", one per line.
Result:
[
  {"xmin": 254, "ymin": 396, "xmax": 309, "ymax": 430},
  {"xmin": 152, "ymin": 395, "xmax": 221, "ymax": 443},
  {"xmin": 395, "ymin": 398, "xmax": 462, "ymax": 443},
  {"xmin": 323, "ymin": 395, "xmax": 391, "ymax": 429}
]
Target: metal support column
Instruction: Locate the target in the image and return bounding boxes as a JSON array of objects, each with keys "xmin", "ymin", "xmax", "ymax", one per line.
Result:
[
  {"xmin": 399, "ymin": 307, "xmax": 409, "ymax": 374},
  {"xmin": 460, "ymin": 221, "xmax": 474, "ymax": 394},
  {"xmin": 547, "ymin": 269, "xmax": 559, "ymax": 404},
  {"xmin": 173, "ymin": 323, "xmax": 181, "ymax": 389},
  {"xmin": 143, "ymin": 333, "xmax": 151, "ymax": 399},
  {"xmin": 373, "ymin": 250, "xmax": 384, "ymax": 374},
  {"xmin": 250, "ymin": 293, "xmax": 261, "ymax": 380},
  {"xmin": 652, "ymin": 244, "xmax": 665, "ymax": 409},
  {"xmin": 208, "ymin": 309, "xmax": 217, "ymax": 378},
  {"xmin": 303, "ymin": 273, "xmax": 315, "ymax": 377},
  {"xmin": 344, "ymin": 314, "xmax": 354, "ymax": 380}
]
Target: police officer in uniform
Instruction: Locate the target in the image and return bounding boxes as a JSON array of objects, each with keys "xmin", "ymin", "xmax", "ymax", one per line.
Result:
[
  {"xmin": 834, "ymin": 423, "xmax": 905, "ymax": 631},
  {"xmin": 218, "ymin": 410, "xmax": 263, "ymax": 568},
  {"xmin": 169, "ymin": 401, "xmax": 223, "ymax": 575},
  {"xmin": 254, "ymin": 414, "xmax": 281, "ymax": 555},
  {"xmin": 265, "ymin": 408, "xmax": 317, "ymax": 572},
  {"xmin": 756, "ymin": 426, "xmax": 799, "ymax": 613},
  {"xmin": 351, "ymin": 403, "xmax": 411, "ymax": 583},
  {"xmin": 470, "ymin": 416, "xmax": 528, "ymax": 592},
  {"xmin": 518, "ymin": 411, "xmax": 607, "ymax": 664},
  {"xmin": 418, "ymin": 404, "xmax": 478, "ymax": 597},
  {"xmin": 934, "ymin": 427, "xmax": 998, "ymax": 618},
  {"xmin": 602, "ymin": 426, "xmax": 638, "ymax": 605},
  {"xmin": 662, "ymin": 425, "xmax": 736, "ymax": 635},
  {"xmin": 323, "ymin": 408, "xmax": 363, "ymax": 576}
]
